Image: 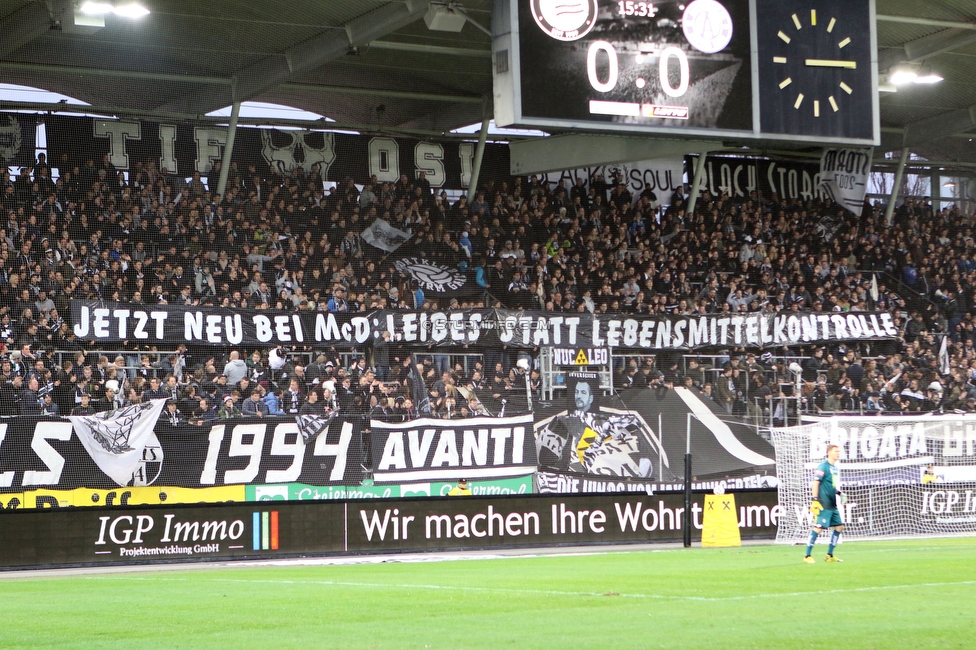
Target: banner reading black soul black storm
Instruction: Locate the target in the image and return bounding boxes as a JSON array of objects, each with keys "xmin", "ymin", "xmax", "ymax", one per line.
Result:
[
  {"xmin": 71, "ymin": 301, "xmax": 900, "ymax": 350},
  {"xmin": 684, "ymin": 154, "xmax": 824, "ymax": 201},
  {"xmin": 369, "ymin": 414, "xmax": 537, "ymax": 483}
]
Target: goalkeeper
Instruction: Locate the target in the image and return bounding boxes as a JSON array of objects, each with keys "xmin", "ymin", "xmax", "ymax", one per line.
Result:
[{"xmin": 804, "ymin": 444, "xmax": 844, "ymax": 563}]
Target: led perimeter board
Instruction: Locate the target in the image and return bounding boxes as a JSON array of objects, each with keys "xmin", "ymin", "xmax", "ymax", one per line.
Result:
[{"xmin": 492, "ymin": 0, "xmax": 879, "ymax": 145}]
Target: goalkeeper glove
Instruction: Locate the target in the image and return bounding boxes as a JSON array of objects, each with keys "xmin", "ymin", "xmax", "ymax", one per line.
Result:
[{"xmin": 810, "ymin": 499, "xmax": 823, "ymax": 516}]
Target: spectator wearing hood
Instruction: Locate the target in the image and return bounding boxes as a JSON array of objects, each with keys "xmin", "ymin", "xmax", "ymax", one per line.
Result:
[
  {"xmin": 264, "ymin": 388, "xmax": 286, "ymax": 415},
  {"xmin": 222, "ymin": 350, "xmax": 248, "ymax": 385}
]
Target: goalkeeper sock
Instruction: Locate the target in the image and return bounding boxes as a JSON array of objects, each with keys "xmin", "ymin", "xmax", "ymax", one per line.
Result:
[
  {"xmin": 828, "ymin": 530, "xmax": 840, "ymax": 555},
  {"xmin": 805, "ymin": 530, "xmax": 819, "ymax": 556}
]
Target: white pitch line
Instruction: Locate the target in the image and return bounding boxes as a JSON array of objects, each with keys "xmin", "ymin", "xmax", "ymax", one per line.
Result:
[{"xmin": 83, "ymin": 575, "xmax": 976, "ymax": 602}]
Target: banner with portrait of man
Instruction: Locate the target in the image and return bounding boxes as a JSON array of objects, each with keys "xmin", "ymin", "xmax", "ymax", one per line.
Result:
[{"xmin": 534, "ymin": 373, "xmax": 671, "ymax": 480}]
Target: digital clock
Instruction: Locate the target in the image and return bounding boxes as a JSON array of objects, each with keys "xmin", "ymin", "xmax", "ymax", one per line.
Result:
[{"xmin": 616, "ymin": 1, "xmax": 658, "ymax": 17}]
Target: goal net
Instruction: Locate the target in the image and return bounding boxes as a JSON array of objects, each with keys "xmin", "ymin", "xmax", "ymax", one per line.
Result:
[{"xmin": 772, "ymin": 415, "xmax": 976, "ymax": 543}]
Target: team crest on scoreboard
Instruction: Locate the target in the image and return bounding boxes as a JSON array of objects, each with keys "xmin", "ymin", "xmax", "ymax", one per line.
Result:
[{"xmin": 530, "ymin": 0, "xmax": 599, "ymax": 41}]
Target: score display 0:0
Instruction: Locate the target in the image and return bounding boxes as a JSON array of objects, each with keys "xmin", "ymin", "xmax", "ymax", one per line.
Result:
[{"xmin": 586, "ymin": 41, "xmax": 690, "ymax": 97}]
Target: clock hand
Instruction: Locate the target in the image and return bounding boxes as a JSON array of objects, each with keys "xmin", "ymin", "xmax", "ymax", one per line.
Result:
[{"xmin": 805, "ymin": 59, "xmax": 856, "ymax": 69}]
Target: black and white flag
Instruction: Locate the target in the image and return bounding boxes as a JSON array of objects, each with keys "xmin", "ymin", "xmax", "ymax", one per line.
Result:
[
  {"xmin": 361, "ymin": 219, "xmax": 412, "ymax": 253},
  {"xmin": 939, "ymin": 334, "xmax": 951, "ymax": 376},
  {"xmin": 392, "ymin": 256, "xmax": 481, "ymax": 299},
  {"xmin": 296, "ymin": 411, "xmax": 338, "ymax": 444},
  {"xmin": 820, "ymin": 147, "xmax": 872, "ymax": 216},
  {"xmin": 68, "ymin": 399, "xmax": 167, "ymax": 486}
]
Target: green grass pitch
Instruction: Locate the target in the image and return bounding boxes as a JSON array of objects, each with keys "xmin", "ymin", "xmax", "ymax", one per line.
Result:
[{"xmin": 2, "ymin": 538, "xmax": 974, "ymax": 649}]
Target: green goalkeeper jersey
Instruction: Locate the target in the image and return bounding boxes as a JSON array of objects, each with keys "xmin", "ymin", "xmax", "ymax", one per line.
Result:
[{"xmin": 814, "ymin": 460, "xmax": 840, "ymax": 510}]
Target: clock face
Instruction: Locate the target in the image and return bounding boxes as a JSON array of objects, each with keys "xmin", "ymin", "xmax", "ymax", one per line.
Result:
[{"xmin": 756, "ymin": 0, "xmax": 875, "ymax": 141}]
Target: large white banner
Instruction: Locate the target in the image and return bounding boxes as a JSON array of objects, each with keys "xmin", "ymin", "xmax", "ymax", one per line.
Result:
[{"xmin": 819, "ymin": 147, "xmax": 872, "ymax": 216}]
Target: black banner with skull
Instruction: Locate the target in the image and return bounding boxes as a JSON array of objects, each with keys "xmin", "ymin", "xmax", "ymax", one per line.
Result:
[
  {"xmin": 44, "ymin": 116, "xmax": 509, "ymax": 190},
  {"xmin": 0, "ymin": 114, "xmax": 37, "ymax": 168}
]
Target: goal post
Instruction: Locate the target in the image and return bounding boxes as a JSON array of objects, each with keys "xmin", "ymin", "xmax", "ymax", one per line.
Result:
[{"xmin": 771, "ymin": 415, "xmax": 976, "ymax": 543}]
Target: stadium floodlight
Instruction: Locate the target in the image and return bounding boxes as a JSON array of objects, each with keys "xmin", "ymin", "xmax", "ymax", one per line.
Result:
[
  {"xmin": 889, "ymin": 69, "xmax": 918, "ymax": 85},
  {"xmin": 79, "ymin": 1, "xmax": 114, "ymax": 13},
  {"xmin": 889, "ymin": 65, "xmax": 943, "ymax": 86},
  {"xmin": 79, "ymin": 1, "xmax": 150, "ymax": 17},
  {"xmin": 112, "ymin": 3, "xmax": 150, "ymax": 18}
]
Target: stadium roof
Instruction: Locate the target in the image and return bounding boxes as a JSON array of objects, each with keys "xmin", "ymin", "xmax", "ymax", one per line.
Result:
[{"xmin": 2, "ymin": 0, "xmax": 976, "ymax": 169}]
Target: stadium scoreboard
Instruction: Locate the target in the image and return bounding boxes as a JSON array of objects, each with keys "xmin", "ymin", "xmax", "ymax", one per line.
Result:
[{"xmin": 492, "ymin": 0, "xmax": 879, "ymax": 145}]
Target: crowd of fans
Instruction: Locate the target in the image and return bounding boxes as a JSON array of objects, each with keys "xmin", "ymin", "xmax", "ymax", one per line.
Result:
[{"xmin": 0, "ymin": 147, "xmax": 975, "ymax": 420}]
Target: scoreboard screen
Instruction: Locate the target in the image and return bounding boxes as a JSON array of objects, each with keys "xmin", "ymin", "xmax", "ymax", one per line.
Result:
[{"xmin": 492, "ymin": 0, "xmax": 879, "ymax": 145}]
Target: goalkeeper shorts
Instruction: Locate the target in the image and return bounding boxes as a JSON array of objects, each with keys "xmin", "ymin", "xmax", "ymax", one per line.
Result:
[{"xmin": 816, "ymin": 508, "xmax": 843, "ymax": 529}]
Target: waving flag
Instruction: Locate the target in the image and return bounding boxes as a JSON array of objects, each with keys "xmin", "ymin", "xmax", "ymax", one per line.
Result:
[{"xmin": 68, "ymin": 399, "xmax": 167, "ymax": 486}]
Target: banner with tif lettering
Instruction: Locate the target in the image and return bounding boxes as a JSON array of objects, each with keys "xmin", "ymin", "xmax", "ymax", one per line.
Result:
[
  {"xmin": 819, "ymin": 147, "xmax": 872, "ymax": 216},
  {"xmin": 44, "ymin": 115, "xmax": 509, "ymax": 190},
  {"xmin": 71, "ymin": 301, "xmax": 901, "ymax": 350}
]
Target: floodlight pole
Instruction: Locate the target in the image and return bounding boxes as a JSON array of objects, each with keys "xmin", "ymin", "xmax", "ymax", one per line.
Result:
[
  {"xmin": 467, "ymin": 117, "xmax": 490, "ymax": 201},
  {"xmin": 215, "ymin": 101, "xmax": 241, "ymax": 199},
  {"xmin": 684, "ymin": 412, "xmax": 693, "ymax": 548},
  {"xmin": 883, "ymin": 147, "xmax": 909, "ymax": 226}
]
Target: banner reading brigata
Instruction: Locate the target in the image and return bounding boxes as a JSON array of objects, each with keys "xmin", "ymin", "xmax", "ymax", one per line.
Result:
[{"xmin": 71, "ymin": 301, "xmax": 900, "ymax": 350}]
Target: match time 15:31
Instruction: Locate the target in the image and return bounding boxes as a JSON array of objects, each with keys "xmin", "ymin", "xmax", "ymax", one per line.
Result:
[{"xmin": 616, "ymin": 1, "xmax": 659, "ymax": 17}]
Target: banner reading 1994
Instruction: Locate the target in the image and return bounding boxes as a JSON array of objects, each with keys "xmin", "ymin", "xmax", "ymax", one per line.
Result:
[{"xmin": 71, "ymin": 301, "xmax": 900, "ymax": 350}]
